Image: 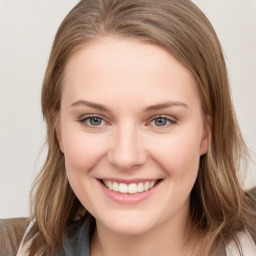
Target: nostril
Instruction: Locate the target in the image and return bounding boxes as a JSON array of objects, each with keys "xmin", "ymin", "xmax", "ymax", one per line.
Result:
[{"xmin": 107, "ymin": 148, "xmax": 148, "ymax": 170}]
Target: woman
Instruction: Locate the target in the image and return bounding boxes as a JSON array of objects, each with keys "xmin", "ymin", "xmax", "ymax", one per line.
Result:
[{"xmin": 1, "ymin": 0, "xmax": 256, "ymax": 255}]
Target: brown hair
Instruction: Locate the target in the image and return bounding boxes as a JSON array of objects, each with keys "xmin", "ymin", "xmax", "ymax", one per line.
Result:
[{"xmin": 26, "ymin": 0, "xmax": 256, "ymax": 255}]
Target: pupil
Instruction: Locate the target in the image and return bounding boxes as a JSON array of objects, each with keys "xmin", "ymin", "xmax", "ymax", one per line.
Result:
[
  {"xmin": 156, "ymin": 118, "xmax": 167, "ymax": 126},
  {"xmin": 90, "ymin": 117, "xmax": 102, "ymax": 125}
]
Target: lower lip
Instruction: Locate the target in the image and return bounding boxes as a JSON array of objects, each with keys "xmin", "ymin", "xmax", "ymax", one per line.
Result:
[{"xmin": 98, "ymin": 180, "xmax": 162, "ymax": 204}]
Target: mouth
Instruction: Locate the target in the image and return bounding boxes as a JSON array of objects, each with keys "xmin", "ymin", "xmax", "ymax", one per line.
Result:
[{"xmin": 101, "ymin": 179, "xmax": 162, "ymax": 194}]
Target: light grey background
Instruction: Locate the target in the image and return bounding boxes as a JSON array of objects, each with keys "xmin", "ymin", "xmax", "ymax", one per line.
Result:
[{"xmin": 0, "ymin": 0, "xmax": 255, "ymax": 218}]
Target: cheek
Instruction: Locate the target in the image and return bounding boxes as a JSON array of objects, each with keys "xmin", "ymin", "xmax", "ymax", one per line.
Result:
[
  {"xmin": 149, "ymin": 132, "xmax": 202, "ymax": 177},
  {"xmin": 61, "ymin": 130, "xmax": 109, "ymax": 208},
  {"xmin": 61, "ymin": 129, "xmax": 108, "ymax": 175}
]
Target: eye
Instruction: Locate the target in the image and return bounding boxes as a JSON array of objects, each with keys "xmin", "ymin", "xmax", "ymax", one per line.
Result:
[
  {"xmin": 149, "ymin": 116, "xmax": 177, "ymax": 127},
  {"xmin": 79, "ymin": 115, "xmax": 106, "ymax": 127}
]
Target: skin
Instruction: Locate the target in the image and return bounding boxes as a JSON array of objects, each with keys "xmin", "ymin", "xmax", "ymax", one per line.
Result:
[{"xmin": 57, "ymin": 38, "xmax": 210, "ymax": 256}]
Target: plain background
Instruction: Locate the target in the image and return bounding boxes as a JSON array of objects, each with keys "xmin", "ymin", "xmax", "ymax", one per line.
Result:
[{"xmin": 0, "ymin": 0, "xmax": 255, "ymax": 218}]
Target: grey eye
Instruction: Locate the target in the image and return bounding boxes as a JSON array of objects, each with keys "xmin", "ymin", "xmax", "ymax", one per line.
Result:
[
  {"xmin": 154, "ymin": 117, "xmax": 168, "ymax": 126},
  {"xmin": 88, "ymin": 117, "xmax": 102, "ymax": 126}
]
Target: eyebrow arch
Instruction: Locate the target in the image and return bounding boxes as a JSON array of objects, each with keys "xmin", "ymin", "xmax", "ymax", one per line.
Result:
[
  {"xmin": 71, "ymin": 100, "xmax": 188, "ymax": 112},
  {"xmin": 71, "ymin": 100, "xmax": 109, "ymax": 111},
  {"xmin": 144, "ymin": 101, "xmax": 188, "ymax": 112}
]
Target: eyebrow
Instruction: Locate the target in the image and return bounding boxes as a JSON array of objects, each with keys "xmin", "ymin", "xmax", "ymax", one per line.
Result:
[
  {"xmin": 144, "ymin": 101, "xmax": 188, "ymax": 112},
  {"xmin": 70, "ymin": 100, "xmax": 188, "ymax": 112},
  {"xmin": 71, "ymin": 100, "xmax": 109, "ymax": 111}
]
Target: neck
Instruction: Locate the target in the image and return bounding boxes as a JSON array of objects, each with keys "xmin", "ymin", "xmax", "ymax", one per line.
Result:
[{"xmin": 90, "ymin": 209, "xmax": 202, "ymax": 256}]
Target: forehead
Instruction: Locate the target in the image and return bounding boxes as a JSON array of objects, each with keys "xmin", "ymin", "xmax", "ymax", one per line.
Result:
[{"xmin": 62, "ymin": 38, "xmax": 200, "ymax": 111}]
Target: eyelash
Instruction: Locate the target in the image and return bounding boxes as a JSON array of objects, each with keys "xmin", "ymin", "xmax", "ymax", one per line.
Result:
[
  {"xmin": 78, "ymin": 115, "xmax": 107, "ymax": 128},
  {"xmin": 148, "ymin": 115, "xmax": 177, "ymax": 127},
  {"xmin": 78, "ymin": 114, "xmax": 177, "ymax": 128}
]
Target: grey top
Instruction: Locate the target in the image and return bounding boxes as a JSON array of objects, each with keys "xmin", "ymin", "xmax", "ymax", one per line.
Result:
[
  {"xmin": 0, "ymin": 217, "xmax": 91, "ymax": 256},
  {"xmin": 0, "ymin": 217, "xmax": 228, "ymax": 256},
  {"xmin": 0, "ymin": 218, "xmax": 29, "ymax": 256},
  {"xmin": 58, "ymin": 217, "xmax": 91, "ymax": 256},
  {"xmin": 1, "ymin": 189, "xmax": 255, "ymax": 256}
]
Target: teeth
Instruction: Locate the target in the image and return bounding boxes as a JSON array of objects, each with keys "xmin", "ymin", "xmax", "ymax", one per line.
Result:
[
  {"xmin": 144, "ymin": 181, "xmax": 150, "ymax": 191},
  {"xmin": 137, "ymin": 182, "xmax": 144, "ymax": 192},
  {"xmin": 149, "ymin": 181, "xmax": 155, "ymax": 189},
  {"xmin": 119, "ymin": 183, "xmax": 128, "ymax": 193},
  {"xmin": 108, "ymin": 181, "xmax": 113, "ymax": 190},
  {"xmin": 113, "ymin": 182, "xmax": 119, "ymax": 192},
  {"xmin": 128, "ymin": 183, "xmax": 137, "ymax": 194},
  {"xmin": 103, "ymin": 180, "xmax": 158, "ymax": 194}
]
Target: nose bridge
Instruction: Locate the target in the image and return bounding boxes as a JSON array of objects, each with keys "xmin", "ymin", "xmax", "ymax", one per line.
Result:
[{"xmin": 108, "ymin": 122, "xmax": 147, "ymax": 169}]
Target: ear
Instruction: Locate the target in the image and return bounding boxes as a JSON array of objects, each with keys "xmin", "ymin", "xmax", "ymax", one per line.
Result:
[
  {"xmin": 52, "ymin": 111, "xmax": 64, "ymax": 153},
  {"xmin": 200, "ymin": 115, "xmax": 212, "ymax": 156}
]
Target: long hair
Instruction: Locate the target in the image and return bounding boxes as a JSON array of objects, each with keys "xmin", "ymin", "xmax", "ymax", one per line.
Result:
[{"xmin": 26, "ymin": 0, "xmax": 256, "ymax": 255}]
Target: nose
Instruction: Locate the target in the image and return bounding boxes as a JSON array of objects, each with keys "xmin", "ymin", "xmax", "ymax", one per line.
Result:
[{"xmin": 107, "ymin": 124, "xmax": 147, "ymax": 170}]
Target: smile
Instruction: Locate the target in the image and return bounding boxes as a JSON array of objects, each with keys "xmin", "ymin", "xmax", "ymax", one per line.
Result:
[{"xmin": 102, "ymin": 180, "xmax": 159, "ymax": 194}]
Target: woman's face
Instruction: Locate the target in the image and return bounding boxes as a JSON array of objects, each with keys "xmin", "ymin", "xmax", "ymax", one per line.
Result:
[{"xmin": 57, "ymin": 38, "xmax": 210, "ymax": 236}]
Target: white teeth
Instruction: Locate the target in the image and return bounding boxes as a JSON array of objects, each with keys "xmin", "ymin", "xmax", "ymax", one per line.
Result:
[
  {"xmin": 119, "ymin": 183, "xmax": 128, "ymax": 193},
  {"xmin": 128, "ymin": 183, "xmax": 137, "ymax": 194},
  {"xmin": 103, "ymin": 180, "xmax": 158, "ymax": 194},
  {"xmin": 113, "ymin": 182, "xmax": 119, "ymax": 192},
  {"xmin": 108, "ymin": 181, "xmax": 113, "ymax": 190},
  {"xmin": 137, "ymin": 182, "xmax": 144, "ymax": 192},
  {"xmin": 144, "ymin": 181, "xmax": 150, "ymax": 191},
  {"xmin": 149, "ymin": 181, "xmax": 155, "ymax": 189}
]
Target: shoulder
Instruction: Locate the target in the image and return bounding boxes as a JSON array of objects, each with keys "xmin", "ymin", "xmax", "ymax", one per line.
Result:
[
  {"xmin": 12, "ymin": 215, "xmax": 93, "ymax": 256},
  {"xmin": 226, "ymin": 229, "xmax": 256, "ymax": 256},
  {"xmin": 59, "ymin": 217, "xmax": 92, "ymax": 256},
  {"xmin": 249, "ymin": 186, "xmax": 256, "ymax": 199},
  {"xmin": 241, "ymin": 186, "xmax": 256, "ymax": 247},
  {"xmin": 249, "ymin": 186, "xmax": 256, "ymax": 242},
  {"xmin": 0, "ymin": 218, "xmax": 29, "ymax": 256}
]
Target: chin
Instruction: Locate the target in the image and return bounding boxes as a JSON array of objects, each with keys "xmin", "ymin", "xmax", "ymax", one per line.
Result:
[
  {"xmin": 106, "ymin": 222, "xmax": 154, "ymax": 237},
  {"xmin": 95, "ymin": 210, "xmax": 160, "ymax": 237}
]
